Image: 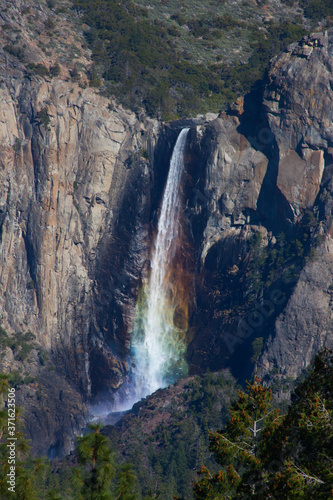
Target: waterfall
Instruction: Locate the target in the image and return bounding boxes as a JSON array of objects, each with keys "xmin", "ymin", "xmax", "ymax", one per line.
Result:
[{"xmin": 129, "ymin": 127, "xmax": 190, "ymax": 402}]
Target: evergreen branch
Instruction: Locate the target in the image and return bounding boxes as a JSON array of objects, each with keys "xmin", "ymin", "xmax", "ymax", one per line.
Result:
[
  {"xmin": 220, "ymin": 435, "xmax": 255, "ymax": 456},
  {"xmin": 293, "ymin": 464, "xmax": 325, "ymax": 485}
]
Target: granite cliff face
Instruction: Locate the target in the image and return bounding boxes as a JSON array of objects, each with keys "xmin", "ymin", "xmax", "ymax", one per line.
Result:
[
  {"xmin": 1, "ymin": 0, "xmax": 333, "ymax": 456},
  {"xmin": 188, "ymin": 28, "xmax": 333, "ymax": 390},
  {"xmin": 0, "ymin": 0, "xmax": 160, "ymax": 455},
  {"xmin": 0, "ymin": 68, "xmax": 159, "ymax": 452},
  {"xmin": 257, "ymin": 29, "xmax": 333, "ymax": 386}
]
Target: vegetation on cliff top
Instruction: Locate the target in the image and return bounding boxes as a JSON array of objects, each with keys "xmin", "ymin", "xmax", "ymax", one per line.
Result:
[
  {"xmin": 70, "ymin": 0, "xmax": 333, "ymax": 119},
  {"xmin": 1, "ymin": 0, "xmax": 332, "ymax": 118},
  {"xmin": 71, "ymin": 0, "xmax": 305, "ymax": 119}
]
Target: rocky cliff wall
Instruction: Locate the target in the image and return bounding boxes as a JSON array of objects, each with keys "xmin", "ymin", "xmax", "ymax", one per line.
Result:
[
  {"xmin": 0, "ymin": 0, "xmax": 161, "ymax": 455},
  {"xmin": 188, "ymin": 28, "xmax": 333, "ymax": 391},
  {"xmin": 257, "ymin": 29, "xmax": 333, "ymax": 387}
]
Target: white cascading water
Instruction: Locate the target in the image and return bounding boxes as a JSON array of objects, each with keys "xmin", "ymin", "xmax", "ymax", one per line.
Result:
[{"xmin": 130, "ymin": 127, "xmax": 190, "ymax": 401}]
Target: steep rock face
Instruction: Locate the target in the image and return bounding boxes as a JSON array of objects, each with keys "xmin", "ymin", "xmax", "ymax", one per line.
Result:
[
  {"xmin": 0, "ymin": 70, "xmax": 158, "ymax": 377},
  {"xmin": 263, "ymin": 30, "xmax": 333, "ymax": 217},
  {"xmin": 194, "ymin": 114, "xmax": 268, "ymax": 265},
  {"xmin": 186, "ymin": 112, "xmax": 272, "ymax": 375},
  {"xmin": 189, "ymin": 29, "xmax": 333, "ymax": 386},
  {"xmin": 255, "ymin": 29, "xmax": 333, "ymax": 386},
  {"xmin": 0, "ymin": 43, "xmax": 159, "ymax": 454},
  {"xmin": 258, "ymin": 238, "xmax": 333, "ymax": 382},
  {"xmin": 2, "ymin": 0, "xmax": 333, "ymax": 454}
]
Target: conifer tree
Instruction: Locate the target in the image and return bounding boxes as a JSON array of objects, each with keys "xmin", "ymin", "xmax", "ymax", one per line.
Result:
[
  {"xmin": 193, "ymin": 376, "xmax": 279, "ymax": 498},
  {"xmin": 266, "ymin": 349, "xmax": 333, "ymax": 498},
  {"xmin": 114, "ymin": 463, "xmax": 137, "ymax": 500},
  {"xmin": 74, "ymin": 423, "xmax": 116, "ymax": 500},
  {"xmin": 193, "ymin": 350, "xmax": 333, "ymax": 499}
]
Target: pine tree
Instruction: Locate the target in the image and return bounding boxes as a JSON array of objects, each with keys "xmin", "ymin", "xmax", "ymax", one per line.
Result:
[
  {"xmin": 193, "ymin": 376, "xmax": 279, "ymax": 499},
  {"xmin": 114, "ymin": 463, "xmax": 137, "ymax": 500},
  {"xmin": 266, "ymin": 349, "xmax": 333, "ymax": 498},
  {"xmin": 193, "ymin": 350, "xmax": 333, "ymax": 499},
  {"xmin": 74, "ymin": 423, "xmax": 116, "ymax": 500}
]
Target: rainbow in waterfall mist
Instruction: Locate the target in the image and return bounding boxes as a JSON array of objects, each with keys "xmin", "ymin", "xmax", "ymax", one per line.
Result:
[{"xmin": 129, "ymin": 127, "xmax": 191, "ymax": 402}]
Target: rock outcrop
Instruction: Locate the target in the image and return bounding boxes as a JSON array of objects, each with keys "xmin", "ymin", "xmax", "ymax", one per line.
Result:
[
  {"xmin": 188, "ymin": 28, "xmax": 333, "ymax": 389},
  {"xmin": 258, "ymin": 238, "xmax": 333, "ymax": 383},
  {"xmin": 256, "ymin": 29, "xmax": 333, "ymax": 385}
]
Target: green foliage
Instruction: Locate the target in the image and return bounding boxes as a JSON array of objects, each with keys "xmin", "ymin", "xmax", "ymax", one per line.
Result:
[
  {"xmin": 247, "ymin": 232, "xmax": 268, "ymax": 301},
  {"xmin": 89, "ymin": 78, "xmax": 101, "ymax": 88},
  {"xmin": 72, "ymin": 0, "xmax": 307, "ymax": 118},
  {"xmin": 0, "ymin": 330, "xmax": 36, "ymax": 362},
  {"xmin": 109, "ymin": 371, "xmax": 238, "ymax": 499},
  {"xmin": 139, "ymin": 148, "xmax": 149, "ymax": 160},
  {"xmin": 49, "ymin": 63, "xmax": 61, "ymax": 77},
  {"xmin": 4, "ymin": 43, "xmax": 24, "ymax": 60},
  {"xmin": 246, "ymin": 209, "xmax": 320, "ymax": 303},
  {"xmin": 37, "ymin": 349, "xmax": 48, "ymax": 366},
  {"xmin": 13, "ymin": 137, "xmax": 22, "ymax": 153},
  {"xmin": 0, "ymin": 347, "xmax": 332, "ymax": 499},
  {"xmin": 45, "ymin": 18, "xmax": 55, "ymax": 31},
  {"xmin": 299, "ymin": 0, "xmax": 333, "ymax": 22},
  {"xmin": 70, "ymin": 65, "xmax": 80, "ymax": 82},
  {"xmin": 28, "ymin": 63, "xmax": 50, "ymax": 78},
  {"xmin": 36, "ymin": 107, "xmax": 51, "ymax": 127},
  {"xmin": 0, "ymin": 326, "xmax": 8, "ymax": 344},
  {"xmin": 194, "ymin": 350, "xmax": 333, "ymax": 498},
  {"xmin": 251, "ymin": 337, "xmax": 263, "ymax": 363},
  {"xmin": 115, "ymin": 463, "xmax": 137, "ymax": 499},
  {"xmin": 0, "ymin": 368, "xmax": 137, "ymax": 499},
  {"xmin": 7, "ymin": 370, "xmax": 37, "ymax": 388},
  {"xmin": 69, "ymin": 0, "xmax": 327, "ymax": 118},
  {"xmin": 193, "ymin": 376, "xmax": 279, "ymax": 498},
  {"xmin": 27, "ymin": 280, "xmax": 36, "ymax": 290},
  {"xmin": 74, "ymin": 423, "xmax": 116, "ymax": 499}
]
